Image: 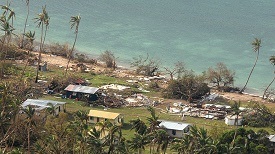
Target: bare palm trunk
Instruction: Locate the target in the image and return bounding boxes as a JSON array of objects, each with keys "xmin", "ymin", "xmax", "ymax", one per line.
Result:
[
  {"xmin": 42, "ymin": 27, "xmax": 48, "ymax": 50},
  {"xmin": 21, "ymin": 1, "xmax": 29, "ymax": 49},
  {"xmin": 231, "ymin": 115, "xmax": 239, "ymax": 148},
  {"xmin": 21, "ymin": 50, "xmax": 30, "ymax": 78},
  {"xmin": 0, "ymin": 36, "xmax": 6, "ymax": 78},
  {"xmin": 35, "ymin": 24, "xmax": 44, "ymax": 83},
  {"xmin": 27, "ymin": 122, "xmax": 30, "ymax": 154},
  {"xmin": 240, "ymin": 50, "xmax": 259, "ymax": 93},
  {"xmin": 65, "ymin": 31, "xmax": 78, "ymax": 76},
  {"xmin": 263, "ymin": 76, "xmax": 275, "ymax": 99}
]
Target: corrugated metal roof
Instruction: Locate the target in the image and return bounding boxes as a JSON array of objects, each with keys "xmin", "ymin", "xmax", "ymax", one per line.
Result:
[
  {"xmin": 21, "ymin": 99, "xmax": 66, "ymax": 111},
  {"xmin": 64, "ymin": 84, "xmax": 99, "ymax": 94},
  {"xmin": 159, "ymin": 121, "xmax": 190, "ymax": 131},
  {"xmin": 268, "ymin": 135, "xmax": 275, "ymax": 142},
  {"xmin": 88, "ymin": 110, "xmax": 121, "ymax": 120}
]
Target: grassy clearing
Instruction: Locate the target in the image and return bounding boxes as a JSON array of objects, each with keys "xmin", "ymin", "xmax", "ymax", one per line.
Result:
[{"xmin": 42, "ymin": 95, "xmax": 274, "ymax": 142}]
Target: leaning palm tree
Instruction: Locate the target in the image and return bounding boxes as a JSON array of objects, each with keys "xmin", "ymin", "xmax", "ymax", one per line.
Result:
[
  {"xmin": 240, "ymin": 38, "xmax": 261, "ymax": 93},
  {"xmin": 65, "ymin": 15, "xmax": 81, "ymax": 76},
  {"xmin": 34, "ymin": 6, "xmax": 49, "ymax": 83},
  {"xmin": 20, "ymin": 0, "xmax": 30, "ymax": 49},
  {"xmin": 263, "ymin": 55, "xmax": 275, "ymax": 99}
]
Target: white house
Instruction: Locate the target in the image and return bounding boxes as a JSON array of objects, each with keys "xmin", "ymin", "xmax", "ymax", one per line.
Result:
[
  {"xmin": 225, "ymin": 115, "xmax": 243, "ymax": 126},
  {"xmin": 20, "ymin": 99, "xmax": 67, "ymax": 120},
  {"xmin": 159, "ymin": 120, "xmax": 191, "ymax": 138}
]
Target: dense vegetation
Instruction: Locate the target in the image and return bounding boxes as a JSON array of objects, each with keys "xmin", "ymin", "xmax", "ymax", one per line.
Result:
[{"xmin": 0, "ymin": 0, "xmax": 275, "ymax": 153}]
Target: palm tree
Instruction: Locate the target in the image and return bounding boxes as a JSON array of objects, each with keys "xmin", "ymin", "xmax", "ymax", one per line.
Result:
[
  {"xmin": 154, "ymin": 129, "xmax": 170, "ymax": 154},
  {"xmin": 130, "ymin": 118, "xmax": 147, "ymax": 135},
  {"xmin": 34, "ymin": 5, "xmax": 49, "ymax": 83},
  {"xmin": 127, "ymin": 133, "xmax": 151, "ymax": 154},
  {"xmin": 146, "ymin": 106, "xmax": 159, "ymax": 133},
  {"xmin": 0, "ymin": 17, "xmax": 15, "ymax": 60},
  {"xmin": 231, "ymin": 101, "xmax": 241, "ymax": 147},
  {"xmin": 74, "ymin": 110, "xmax": 88, "ymax": 125},
  {"xmin": 106, "ymin": 124, "xmax": 125, "ymax": 154},
  {"xmin": 87, "ymin": 127, "xmax": 104, "ymax": 153},
  {"xmin": 171, "ymin": 135, "xmax": 193, "ymax": 154},
  {"xmin": 146, "ymin": 106, "xmax": 160, "ymax": 153},
  {"xmin": 96, "ymin": 120, "xmax": 113, "ymax": 137},
  {"xmin": 20, "ymin": 0, "xmax": 30, "ymax": 49},
  {"xmin": 65, "ymin": 15, "xmax": 81, "ymax": 76},
  {"xmin": 21, "ymin": 30, "xmax": 35, "ymax": 78},
  {"xmin": 240, "ymin": 38, "xmax": 261, "ymax": 93},
  {"xmin": 263, "ymin": 55, "xmax": 275, "ymax": 99},
  {"xmin": 22, "ymin": 105, "xmax": 36, "ymax": 154}
]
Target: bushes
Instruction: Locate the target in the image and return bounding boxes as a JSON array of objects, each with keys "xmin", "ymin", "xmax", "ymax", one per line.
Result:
[
  {"xmin": 99, "ymin": 50, "xmax": 116, "ymax": 69},
  {"xmin": 162, "ymin": 73, "xmax": 210, "ymax": 102}
]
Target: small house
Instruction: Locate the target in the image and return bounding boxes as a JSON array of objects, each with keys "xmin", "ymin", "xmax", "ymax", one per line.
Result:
[
  {"xmin": 64, "ymin": 84, "xmax": 99, "ymax": 101},
  {"xmin": 87, "ymin": 109, "xmax": 123, "ymax": 125},
  {"xmin": 159, "ymin": 120, "xmax": 191, "ymax": 138},
  {"xmin": 20, "ymin": 99, "xmax": 67, "ymax": 120},
  {"xmin": 39, "ymin": 62, "xmax": 47, "ymax": 71},
  {"xmin": 225, "ymin": 115, "xmax": 243, "ymax": 126}
]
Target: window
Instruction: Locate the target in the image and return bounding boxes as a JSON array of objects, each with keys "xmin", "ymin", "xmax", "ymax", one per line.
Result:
[
  {"xmin": 172, "ymin": 130, "xmax": 176, "ymax": 135},
  {"xmin": 90, "ymin": 117, "xmax": 94, "ymax": 121}
]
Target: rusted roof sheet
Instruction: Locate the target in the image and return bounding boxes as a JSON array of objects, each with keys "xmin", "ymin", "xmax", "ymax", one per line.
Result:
[{"xmin": 64, "ymin": 84, "xmax": 99, "ymax": 94}]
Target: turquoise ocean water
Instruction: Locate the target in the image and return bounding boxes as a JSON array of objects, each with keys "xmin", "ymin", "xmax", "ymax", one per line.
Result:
[{"xmin": 10, "ymin": 0, "xmax": 275, "ymax": 95}]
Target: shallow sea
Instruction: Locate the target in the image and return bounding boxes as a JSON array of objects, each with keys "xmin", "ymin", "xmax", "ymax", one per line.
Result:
[{"xmin": 10, "ymin": 0, "xmax": 275, "ymax": 95}]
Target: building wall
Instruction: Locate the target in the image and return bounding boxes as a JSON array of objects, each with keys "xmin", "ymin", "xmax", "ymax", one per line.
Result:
[
  {"xmin": 225, "ymin": 118, "xmax": 243, "ymax": 126},
  {"xmin": 88, "ymin": 116, "xmax": 116, "ymax": 124},
  {"xmin": 167, "ymin": 129, "xmax": 184, "ymax": 138},
  {"xmin": 88, "ymin": 115, "xmax": 123, "ymax": 124}
]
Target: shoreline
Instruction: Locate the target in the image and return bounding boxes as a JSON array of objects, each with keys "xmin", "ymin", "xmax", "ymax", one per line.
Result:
[{"xmin": 37, "ymin": 51, "xmax": 273, "ymax": 104}]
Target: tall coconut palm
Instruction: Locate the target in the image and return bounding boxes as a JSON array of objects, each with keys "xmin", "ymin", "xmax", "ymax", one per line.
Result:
[
  {"xmin": 240, "ymin": 38, "xmax": 261, "ymax": 93},
  {"xmin": 21, "ymin": 30, "xmax": 35, "ymax": 78},
  {"xmin": 263, "ymin": 55, "xmax": 275, "ymax": 99},
  {"xmin": 22, "ymin": 105, "xmax": 36, "ymax": 154},
  {"xmin": 20, "ymin": 0, "xmax": 30, "ymax": 49},
  {"xmin": 231, "ymin": 101, "xmax": 241, "ymax": 148},
  {"xmin": 34, "ymin": 6, "xmax": 49, "ymax": 83},
  {"xmin": 65, "ymin": 15, "xmax": 81, "ymax": 76}
]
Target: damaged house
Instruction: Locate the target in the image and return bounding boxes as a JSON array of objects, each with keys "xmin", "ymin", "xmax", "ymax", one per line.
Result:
[{"xmin": 64, "ymin": 84, "xmax": 99, "ymax": 101}]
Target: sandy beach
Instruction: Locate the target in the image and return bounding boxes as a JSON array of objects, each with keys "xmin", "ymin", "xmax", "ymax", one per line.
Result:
[{"xmin": 40, "ymin": 52, "xmax": 270, "ymax": 104}]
